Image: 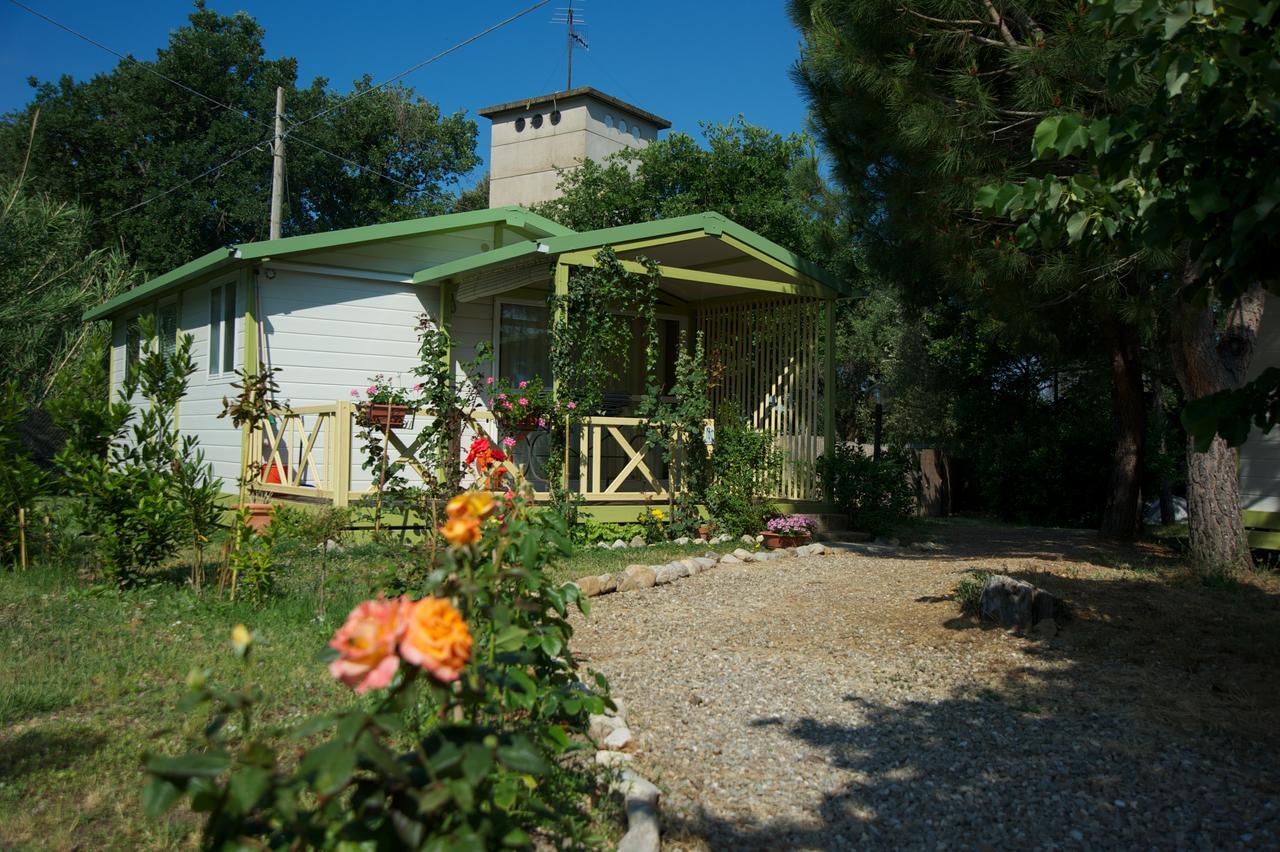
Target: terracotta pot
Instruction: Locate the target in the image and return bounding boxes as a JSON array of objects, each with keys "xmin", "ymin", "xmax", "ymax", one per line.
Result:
[
  {"xmin": 357, "ymin": 403, "xmax": 410, "ymax": 429},
  {"xmin": 243, "ymin": 503, "xmax": 274, "ymax": 533},
  {"xmin": 696, "ymin": 524, "xmax": 715, "ymax": 539},
  {"xmin": 762, "ymin": 531, "xmax": 809, "ymax": 549}
]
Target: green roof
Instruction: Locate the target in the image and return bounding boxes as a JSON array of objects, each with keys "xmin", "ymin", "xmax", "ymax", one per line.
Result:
[
  {"xmin": 413, "ymin": 211, "xmax": 852, "ymax": 297},
  {"xmin": 83, "ymin": 206, "xmax": 571, "ymax": 321}
]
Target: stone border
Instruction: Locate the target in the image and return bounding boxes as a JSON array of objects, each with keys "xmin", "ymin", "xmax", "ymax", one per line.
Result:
[
  {"xmin": 572, "ymin": 542, "xmax": 832, "ymax": 598},
  {"xmin": 590, "ymin": 701, "xmax": 660, "ymax": 852}
]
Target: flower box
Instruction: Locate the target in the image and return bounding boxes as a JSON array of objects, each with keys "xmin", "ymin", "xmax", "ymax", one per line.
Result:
[
  {"xmin": 357, "ymin": 403, "xmax": 411, "ymax": 429},
  {"xmin": 762, "ymin": 531, "xmax": 810, "ymax": 549}
]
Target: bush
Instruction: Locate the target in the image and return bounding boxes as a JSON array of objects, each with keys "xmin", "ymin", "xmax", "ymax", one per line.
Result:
[
  {"xmin": 818, "ymin": 443, "xmax": 918, "ymax": 537},
  {"xmin": 0, "ymin": 382, "xmax": 46, "ymax": 565},
  {"xmin": 145, "ymin": 458, "xmax": 613, "ymax": 848},
  {"xmin": 705, "ymin": 404, "xmax": 778, "ymax": 536},
  {"xmin": 955, "ymin": 571, "xmax": 991, "ymax": 614}
]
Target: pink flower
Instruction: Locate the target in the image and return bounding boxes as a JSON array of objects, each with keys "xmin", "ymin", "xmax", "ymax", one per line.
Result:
[
  {"xmin": 517, "ymin": 397, "xmax": 528, "ymax": 406},
  {"xmin": 502, "ymin": 436, "xmax": 517, "ymax": 449},
  {"xmin": 502, "ymin": 401, "xmax": 513, "ymax": 409},
  {"xmin": 518, "ymin": 380, "xmax": 528, "ymax": 389},
  {"xmin": 366, "ymin": 386, "xmax": 376, "ymax": 396},
  {"xmin": 349, "ymin": 389, "xmax": 359, "ymax": 398},
  {"xmin": 497, "ymin": 392, "xmax": 507, "ymax": 400},
  {"xmin": 328, "ymin": 596, "xmax": 411, "ymax": 694},
  {"xmin": 537, "ymin": 417, "xmax": 546, "ymax": 428},
  {"xmin": 566, "ymin": 401, "xmax": 577, "ymax": 410},
  {"xmin": 412, "ymin": 383, "xmax": 423, "ymax": 392},
  {"xmin": 485, "ymin": 376, "xmax": 495, "ymax": 385}
]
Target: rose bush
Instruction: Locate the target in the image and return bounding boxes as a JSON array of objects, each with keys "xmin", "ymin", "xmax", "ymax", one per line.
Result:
[{"xmin": 144, "ymin": 460, "xmax": 615, "ymax": 847}]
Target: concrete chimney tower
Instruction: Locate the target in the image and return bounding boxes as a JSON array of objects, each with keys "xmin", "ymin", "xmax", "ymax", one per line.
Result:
[{"xmin": 478, "ymin": 87, "xmax": 671, "ymax": 209}]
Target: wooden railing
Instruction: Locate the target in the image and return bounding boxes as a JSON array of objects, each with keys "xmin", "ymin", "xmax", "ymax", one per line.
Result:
[{"xmin": 249, "ymin": 402, "xmax": 813, "ymax": 506}]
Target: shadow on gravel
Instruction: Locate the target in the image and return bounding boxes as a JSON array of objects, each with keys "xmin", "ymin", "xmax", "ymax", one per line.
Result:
[{"xmin": 662, "ymin": 689, "xmax": 1280, "ymax": 850}]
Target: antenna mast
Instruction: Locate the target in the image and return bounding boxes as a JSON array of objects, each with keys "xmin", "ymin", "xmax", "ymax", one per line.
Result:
[{"xmin": 552, "ymin": 2, "xmax": 588, "ymax": 90}]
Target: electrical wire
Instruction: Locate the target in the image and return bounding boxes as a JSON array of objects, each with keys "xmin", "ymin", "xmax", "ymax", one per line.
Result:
[
  {"xmin": 287, "ymin": 134, "xmax": 423, "ymax": 192},
  {"xmin": 287, "ymin": 0, "xmax": 550, "ymax": 131}
]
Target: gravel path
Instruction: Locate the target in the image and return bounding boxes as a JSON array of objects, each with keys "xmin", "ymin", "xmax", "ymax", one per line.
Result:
[{"xmin": 570, "ymin": 527, "xmax": 1280, "ymax": 850}]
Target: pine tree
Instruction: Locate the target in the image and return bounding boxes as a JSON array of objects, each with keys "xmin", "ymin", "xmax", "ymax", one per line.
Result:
[{"xmin": 790, "ymin": 0, "xmax": 1156, "ymax": 539}]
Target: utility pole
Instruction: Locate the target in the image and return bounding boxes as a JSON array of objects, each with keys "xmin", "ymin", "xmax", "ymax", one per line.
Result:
[
  {"xmin": 269, "ymin": 85, "xmax": 284, "ymax": 241},
  {"xmin": 565, "ymin": 3, "xmax": 574, "ymax": 90}
]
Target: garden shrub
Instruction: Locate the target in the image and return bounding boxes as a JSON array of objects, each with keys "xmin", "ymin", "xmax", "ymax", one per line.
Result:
[
  {"xmin": 818, "ymin": 443, "xmax": 918, "ymax": 537},
  {"xmin": 145, "ymin": 447, "xmax": 614, "ymax": 848},
  {"xmin": 954, "ymin": 571, "xmax": 992, "ymax": 614},
  {"xmin": 51, "ymin": 321, "xmax": 215, "ymax": 586},
  {"xmin": 0, "ymin": 382, "xmax": 46, "ymax": 565},
  {"xmin": 704, "ymin": 403, "xmax": 779, "ymax": 537}
]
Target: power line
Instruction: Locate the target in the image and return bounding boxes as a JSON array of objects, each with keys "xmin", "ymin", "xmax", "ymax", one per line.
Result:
[
  {"xmin": 98, "ymin": 137, "xmax": 271, "ymax": 223},
  {"xmin": 288, "ymin": 0, "xmax": 551, "ymax": 131},
  {"xmin": 5, "ymin": 0, "xmax": 273, "ymax": 133},
  {"xmin": 288, "ymin": 134, "xmax": 423, "ymax": 193}
]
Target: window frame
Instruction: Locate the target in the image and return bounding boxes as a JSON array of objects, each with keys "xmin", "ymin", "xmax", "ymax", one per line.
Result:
[
  {"xmin": 207, "ymin": 279, "xmax": 238, "ymax": 380},
  {"xmin": 492, "ymin": 297, "xmax": 552, "ymax": 386}
]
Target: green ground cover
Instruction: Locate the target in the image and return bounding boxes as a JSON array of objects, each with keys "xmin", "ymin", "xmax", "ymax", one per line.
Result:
[{"xmin": 0, "ymin": 535, "xmax": 681, "ymax": 849}]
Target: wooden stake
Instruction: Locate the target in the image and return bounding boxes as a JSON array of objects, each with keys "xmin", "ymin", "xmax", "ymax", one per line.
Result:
[{"xmin": 17, "ymin": 508, "xmax": 27, "ymax": 571}]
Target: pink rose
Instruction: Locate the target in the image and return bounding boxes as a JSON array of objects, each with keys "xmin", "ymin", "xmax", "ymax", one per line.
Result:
[
  {"xmin": 566, "ymin": 401, "xmax": 577, "ymax": 410},
  {"xmin": 328, "ymin": 596, "xmax": 411, "ymax": 694},
  {"xmin": 518, "ymin": 380, "xmax": 528, "ymax": 389},
  {"xmin": 518, "ymin": 397, "xmax": 528, "ymax": 406},
  {"xmin": 502, "ymin": 436, "xmax": 517, "ymax": 449},
  {"xmin": 485, "ymin": 376, "xmax": 495, "ymax": 385}
]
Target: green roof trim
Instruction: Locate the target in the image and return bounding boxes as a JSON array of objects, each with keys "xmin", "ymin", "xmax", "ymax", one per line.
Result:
[
  {"xmin": 413, "ymin": 241, "xmax": 544, "ymax": 285},
  {"xmin": 412, "ymin": 211, "xmax": 852, "ymax": 297},
  {"xmin": 83, "ymin": 206, "xmax": 571, "ymax": 321}
]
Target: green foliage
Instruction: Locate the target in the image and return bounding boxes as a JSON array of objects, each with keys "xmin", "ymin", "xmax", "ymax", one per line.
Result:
[
  {"xmin": 1181, "ymin": 367, "xmax": 1280, "ymax": 450},
  {"xmin": 0, "ymin": 179, "xmax": 135, "ymax": 402},
  {"xmin": 0, "ymin": 4, "xmax": 479, "ymax": 276},
  {"xmin": 51, "ymin": 319, "xmax": 206, "ymax": 586},
  {"xmin": 639, "ymin": 331, "xmax": 712, "ymax": 520},
  {"xmin": 955, "ymin": 571, "xmax": 992, "ymax": 614},
  {"xmin": 170, "ymin": 443, "xmax": 223, "ymax": 592},
  {"xmin": 225, "ymin": 509, "xmax": 277, "ymax": 605},
  {"xmin": 145, "ymin": 484, "xmax": 612, "ymax": 848},
  {"xmin": 818, "ymin": 443, "xmax": 918, "ymax": 537},
  {"xmin": 0, "ymin": 383, "xmax": 46, "ymax": 564},
  {"xmin": 704, "ymin": 404, "xmax": 779, "ymax": 536}
]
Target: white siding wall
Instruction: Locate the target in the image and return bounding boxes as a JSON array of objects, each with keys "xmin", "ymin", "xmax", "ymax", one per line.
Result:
[
  {"xmin": 1241, "ymin": 293, "xmax": 1280, "ymax": 513},
  {"xmin": 180, "ymin": 277, "xmax": 246, "ymax": 490}
]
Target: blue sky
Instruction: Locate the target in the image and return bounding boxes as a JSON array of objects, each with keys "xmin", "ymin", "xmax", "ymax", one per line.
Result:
[{"xmin": 0, "ymin": 1, "xmax": 817, "ymax": 182}]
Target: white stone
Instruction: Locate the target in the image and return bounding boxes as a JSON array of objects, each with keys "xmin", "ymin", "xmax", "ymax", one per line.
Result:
[
  {"xmin": 611, "ymin": 539, "xmax": 628, "ymax": 549},
  {"xmin": 755, "ymin": 534, "xmax": 765, "ymax": 544},
  {"xmin": 654, "ymin": 565, "xmax": 682, "ymax": 584},
  {"xmin": 694, "ymin": 557, "xmax": 717, "ymax": 569},
  {"xmin": 719, "ymin": 554, "xmax": 741, "ymax": 564},
  {"xmin": 674, "ymin": 536, "xmax": 690, "ymax": 545},
  {"xmin": 596, "ymin": 750, "xmax": 634, "ymax": 767},
  {"xmin": 613, "ymin": 768, "xmax": 661, "ymax": 852},
  {"xmin": 589, "ymin": 713, "xmax": 625, "ymax": 740},
  {"xmin": 692, "ymin": 537, "xmax": 707, "ymax": 545},
  {"xmin": 732, "ymin": 548, "xmax": 753, "ymax": 560},
  {"xmin": 629, "ymin": 536, "xmax": 646, "ymax": 548},
  {"xmin": 811, "ymin": 543, "xmax": 827, "ymax": 555},
  {"xmin": 741, "ymin": 534, "xmax": 755, "ymax": 544},
  {"xmin": 603, "ymin": 726, "xmax": 634, "ymax": 750}
]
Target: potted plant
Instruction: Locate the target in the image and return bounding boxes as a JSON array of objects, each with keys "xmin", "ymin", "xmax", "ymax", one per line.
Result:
[
  {"xmin": 487, "ymin": 375, "xmax": 552, "ymax": 439},
  {"xmin": 354, "ymin": 374, "xmax": 417, "ymax": 429},
  {"xmin": 762, "ymin": 514, "xmax": 815, "ymax": 548}
]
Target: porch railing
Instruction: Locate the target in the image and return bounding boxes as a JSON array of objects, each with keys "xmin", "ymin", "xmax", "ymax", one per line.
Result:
[{"xmin": 248, "ymin": 402, "xmax": 820, "ymax": 506}]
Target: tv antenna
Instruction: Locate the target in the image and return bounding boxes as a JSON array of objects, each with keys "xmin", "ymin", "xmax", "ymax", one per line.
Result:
[{"xmin": 551, "ymin": 2, "xmax": 588, "ymax": 90}]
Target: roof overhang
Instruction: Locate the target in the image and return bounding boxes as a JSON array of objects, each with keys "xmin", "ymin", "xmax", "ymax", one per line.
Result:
[
  {"xmin": 413, "ymin": 212, "xmax": 853, "ymax": 303},
  {"xmin": 83, "ymin": 206, "xmax": 571, "ymax": 322}
]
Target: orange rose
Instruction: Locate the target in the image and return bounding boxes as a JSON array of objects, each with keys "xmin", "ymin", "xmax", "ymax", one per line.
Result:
[
  {"xmin": 327, "ymin": 596, "xmax": 410, "ymax": 694},
  {"xmin": 446, "ymin": 491, "xmax": 495, "ymax": 521},
  {"xmin": 440, "ymin": 515, "xmax": 481, "ymax": 546},
  {"xmin": 400, "ymin": 596, "xmax": 472, "ymax": 683}
]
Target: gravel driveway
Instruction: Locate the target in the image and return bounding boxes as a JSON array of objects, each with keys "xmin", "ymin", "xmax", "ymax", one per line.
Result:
[{"xmin": 570, "ymin": 526, "xmax": 1280, "ymax": 850}]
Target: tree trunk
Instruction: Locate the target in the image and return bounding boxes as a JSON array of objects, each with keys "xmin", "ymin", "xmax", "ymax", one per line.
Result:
[
  {"xmin": 1168, "ymin": 279, "xmax": 1267, "ymax": 575},
  {"xmin": 1100, "ymin": 320, "xmax": 1146, "ymax": 541}
]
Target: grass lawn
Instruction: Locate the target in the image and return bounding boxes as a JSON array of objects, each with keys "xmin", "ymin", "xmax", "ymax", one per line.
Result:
[{"xmin": 0, "ymin": 535, "xmax": 676, "ymax": 849}]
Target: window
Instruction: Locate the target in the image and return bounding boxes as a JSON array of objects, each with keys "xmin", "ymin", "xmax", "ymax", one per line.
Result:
[
  {"xmin": 497, "ymin": 302, "xmax": 551, "ymax": 385},
  {"xmin": 209, "ymin": 283, "xmax": 236, "ymax": 375},
  {"xmin": 157, "ymin": 302, "xmax": 178, "ymax": 358}
]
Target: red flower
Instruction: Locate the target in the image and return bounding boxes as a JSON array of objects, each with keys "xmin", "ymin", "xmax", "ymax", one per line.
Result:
[{"xmin": 465, "ymin": 436, "xmax": 506, "ymax": 473}]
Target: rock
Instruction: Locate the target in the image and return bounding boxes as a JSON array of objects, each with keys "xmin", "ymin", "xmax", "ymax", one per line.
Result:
[
  {"xmin": 810, "ymin": 543, "xmax": 826, "ymax": 555},
  {"xmin": 574, "ymin": 576, "xmax": 605, "ymax": 597},
  {"xmin": 733, "ymin": 547, "xmax": 753, "ymax": 560},
  {"xmin": 654, "ymin": 565, "xmax": 682, "ymax": 585},
  {"xmin": 680, "ymin": 558, "xmax": 700, "ymax": 572},
  {"xmin": 910, "ymin": 540, "xmax": 946, "ymax": 552},
  {"xmin": 784, "ymin": 547, "xmax": 798, "ymax": 557},
  {"xmin": 755, "ymin": 534, "xmax": 765, "ymax": 544},
  {"xmin": 693, "ymin": 537, "xmax": 707, "ymax": 545},
  {"xmin": 604, "ymin": 726, "xmax": 634, "ymax": 750},
  {"xmin": 629, "ymin": 536, "xmax": 646, "ymax": 548},
  {"xmin": 688, "ymin": 691, "xmax": 705, "ymax": 705},
  {"xmin": 873, "ymin": 536, "xmax": 901, "ymax": 547},
  {"xmin": 979, "ymin": 574, "xmax": 1061, "ymax": 629},
  {"xmin": 613, "ymin": 769, "xmax": 661, "ymax": 852},
  {"xmin": 318, "ymin": 539, "xmax": 343, "ymax": 553},
  {"xmin": 611, "ymin": 539, "xmax": 628, "ymax": 549},
  {"xmin": 719, "ymin": 554, "xmax": 741, "ymax": 564},
  {"xmin": 596, "ymin": 541, "xmax": 611, "ymax": 549},
  {"xmin": 589, "ymin": 713, "xmax": 625, "ymax": 740},
  {"xmin": 674, "ymin": 536, "xmax": 691, "ymax": 545},
  {"xmin": 597, "ymin": 573, "xmax": 618, "ymax": 593},
  {"xmin": 623, "ymin": 564, "xmax": 649, "ymax": 576},
  {"xmin": 617, "ymin": 567, "xmax": 657, "ymax": 591},
  {"xmin": 694, "ymin": 556, "xmax": 717, "ymax": 569},
  {"xmin": 741, "ymin": 534, "xmax": 755, "ymax": 544},
  {"xmin": 596, "ymin": 750, "xmax": 634, "ymax": 767}
]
